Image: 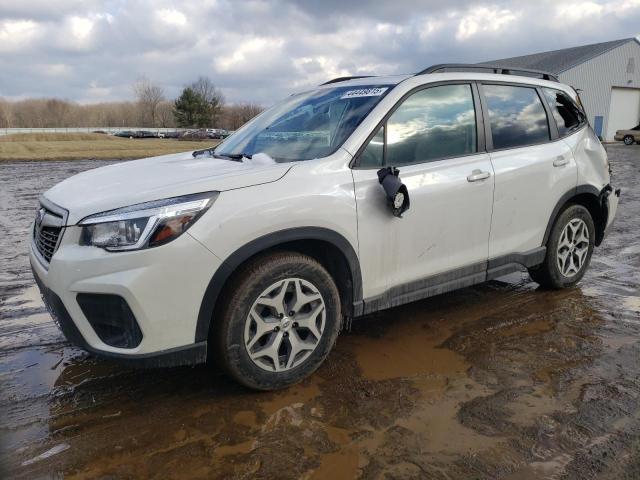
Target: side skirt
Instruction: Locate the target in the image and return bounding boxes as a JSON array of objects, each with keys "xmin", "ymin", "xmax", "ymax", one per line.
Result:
[{"xmin": 357, "ymin": 246, "xmax": 545, "ymax": 316}]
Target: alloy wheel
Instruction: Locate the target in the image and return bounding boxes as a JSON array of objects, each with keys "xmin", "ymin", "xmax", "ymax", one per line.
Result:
[
  {"xmin": 244, "ymin": 278, "xmax": 326, "ymax": 372},
  {"xmin": 556, "ymin": 218, "xmax": 589, "ymax": 277}
]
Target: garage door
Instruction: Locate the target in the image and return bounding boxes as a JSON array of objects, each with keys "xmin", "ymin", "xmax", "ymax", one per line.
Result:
[{"xmin": 606, "ymin": 87, "xmax": 640, "ymax": 141}]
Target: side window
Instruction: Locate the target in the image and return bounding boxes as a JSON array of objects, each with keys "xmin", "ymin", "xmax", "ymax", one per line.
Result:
[
  {"xmin": 359, "ymin": 126, "xmax": 384, "ymax": 167},
  {"xmin": 386, "ymin": 84, "xmax": 477, "ymax": 165},
  {"xmin": 542, "ymin": 88, "xmax": 586, "ymax": 136},
  {"xmin": 483, "ymin": 84, "xmax": 550, "ymax": 149}
]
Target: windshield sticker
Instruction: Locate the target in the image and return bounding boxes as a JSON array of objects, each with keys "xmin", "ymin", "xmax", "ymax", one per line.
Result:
[{"xmin": 341, "ymin": 87, "xmax": 388, "ymax": 99}]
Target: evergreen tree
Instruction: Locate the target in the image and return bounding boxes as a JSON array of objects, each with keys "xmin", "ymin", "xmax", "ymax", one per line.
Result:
[{"xmin": 173, "ymin": 87, "xmax": 208, "ymax": 127}]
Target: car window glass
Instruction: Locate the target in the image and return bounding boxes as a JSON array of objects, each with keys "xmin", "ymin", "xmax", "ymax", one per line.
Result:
[
  {"xmin": 359, "ymin": 126, "xmax": 384, "ymax": 167},
  {"xmin": 386, "ymin": 84, "xmax": 477, "ymax": 165},
  {"xmin": 542, "ymin": 88, "xmax": 585, "ymax": 136},
  {"xmin": 216, "ymin": 85, "xmax": 391, "ymax": 162},
  {"xmin": 483, "ymin": 85, "xmax": 549, "ymax": 149}
]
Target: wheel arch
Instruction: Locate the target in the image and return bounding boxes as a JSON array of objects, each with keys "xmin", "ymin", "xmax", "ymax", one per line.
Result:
[
  {"xmin": 195, "ymin": 227, "xmax": 363, "ymax": 343},
  {"xmin": 542, "ymin": 185, "xmax": 608, "ymax": 248}
]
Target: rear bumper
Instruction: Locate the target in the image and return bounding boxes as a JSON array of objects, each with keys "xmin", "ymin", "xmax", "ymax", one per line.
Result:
[
  {"xmin": 597, "ymin": 184, "xmax": 620, "ymax": 245},
  {"xmin": 32, "ymin": 263, "xmax": 207, "ymax": 367}
]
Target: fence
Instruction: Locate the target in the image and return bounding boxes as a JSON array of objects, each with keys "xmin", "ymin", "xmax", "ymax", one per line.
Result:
[{"xmin": 0, "ymin": 127, "xmax": 190, "ymax": 136}]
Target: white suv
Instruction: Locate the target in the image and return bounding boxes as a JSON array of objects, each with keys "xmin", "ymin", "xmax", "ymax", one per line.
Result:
[{"xmin": 30, "ymin": 65, "xmax": 620, "ymax": 390}]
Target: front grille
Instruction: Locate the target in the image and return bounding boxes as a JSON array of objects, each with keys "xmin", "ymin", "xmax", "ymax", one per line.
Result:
[
  {"xmin": 33, "ymin": 204, "xmax": 65, "ymax": 264},
  {"xmin": 34, "ymin": 226, "xmax": 62, "ymax": 262}
]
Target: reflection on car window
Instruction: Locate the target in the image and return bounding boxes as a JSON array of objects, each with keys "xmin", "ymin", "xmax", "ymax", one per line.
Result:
[
  {"xmin": 215, "ymin": 85, "xmax": 391, "ymax": 162},
  {"xmin": 359, "ymin": 126, "xmax": 384, "ymax": 167},
  {"xmin": 484, "ymin": 85, "xmax": 549, "ymax": 149},
  {"xmin": 386, "ymin": 84, "xmax": 477, "ymax": 165},
  {"xmin": 542, "ymin": 88, "xmax": 585, "ymax": 137}
]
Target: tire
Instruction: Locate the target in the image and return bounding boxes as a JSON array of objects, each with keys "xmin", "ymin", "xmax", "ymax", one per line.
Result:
[
  {"xmin": 214, "ymin": 251, "xmax": 341, "ymax": 390},
  {"xmin": 528, "ymin": 204, "xmax": 595, "ymax": 289},
  {"xmin": 623, "ymin": 135, "xmax": 634, "ymax": 145}
]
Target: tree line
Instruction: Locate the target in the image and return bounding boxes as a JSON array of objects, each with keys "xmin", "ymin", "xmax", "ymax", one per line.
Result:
[{"xmin": 0, "ymin": 75, "xmax": 263, "ymax": 131}]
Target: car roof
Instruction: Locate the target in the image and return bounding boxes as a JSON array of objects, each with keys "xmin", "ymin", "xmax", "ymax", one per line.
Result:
[{"xmin": 318, "ymin": 72, "xmax": 577, "ymax": 99}]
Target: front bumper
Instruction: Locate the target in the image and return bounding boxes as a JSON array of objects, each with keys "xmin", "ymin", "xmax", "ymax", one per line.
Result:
[{"xmin": 30, "ymin": 224, "xmax": 222, "ymax": 366}]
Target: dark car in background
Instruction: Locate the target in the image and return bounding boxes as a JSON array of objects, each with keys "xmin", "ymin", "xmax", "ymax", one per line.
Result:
[
  {"xmin": 113, "ymin": 130, "xmax": 159, "ymax": 139},
  {"xmin": 114, "ymin": 130, "xmax": 136, "ymax": 138},
  {"xmin": 135, "ymin": 130, "xmax": 158, "ymax": 139}
]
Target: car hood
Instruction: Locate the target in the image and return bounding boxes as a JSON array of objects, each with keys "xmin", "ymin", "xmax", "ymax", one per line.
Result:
[{"xmin": 44, "ymin": 151, "xmax": 293, "ymax": 224}]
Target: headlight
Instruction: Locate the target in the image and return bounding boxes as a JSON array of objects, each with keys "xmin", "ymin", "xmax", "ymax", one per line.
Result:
[{"xmin": 78, "ymin": 192, "xmax": 218, "ymax": 251}]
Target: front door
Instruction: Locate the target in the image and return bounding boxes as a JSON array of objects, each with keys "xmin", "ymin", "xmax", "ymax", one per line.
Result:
[{"xmin": 352, "ymin": 83, "xmax": 494, "ymax": 307}]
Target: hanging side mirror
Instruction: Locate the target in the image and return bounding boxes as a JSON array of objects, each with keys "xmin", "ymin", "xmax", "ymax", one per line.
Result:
[{"xmin": 377, "ymin": 167, "xmax": 410, "ymax": 218}]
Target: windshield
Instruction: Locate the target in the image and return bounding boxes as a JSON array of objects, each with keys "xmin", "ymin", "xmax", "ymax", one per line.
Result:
[{"xmin": 215, "ymin": 85, "xmax": 392, "ymax": 162}]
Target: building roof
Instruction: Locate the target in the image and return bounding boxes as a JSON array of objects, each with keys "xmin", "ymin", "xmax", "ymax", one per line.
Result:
[{"xmin": 481, "ymin": 37, "xmax": 639, "ymax": 74}]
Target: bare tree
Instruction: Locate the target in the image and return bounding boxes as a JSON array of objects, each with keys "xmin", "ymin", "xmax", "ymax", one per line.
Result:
[
  {"xmin": 45, "ymin": 99, "xmax": 71, "ymax": 127},
  {"xmin": 190, "ymin": 76, "xmax": 224, "ymax": 127},
  {"xmin": 221, "ymin": 102, "xmax": 264, "ymax": 130},
  {"xmin": 156, "ymin": 101, "xmax": 177, "ymax": 128},
  {"xmin": 0, "ymin": 98, "xmax": 12, "ymax": 128},
  {"xmin": 133, "ymin": 75, "xmax": 165, "ymax": 127}
]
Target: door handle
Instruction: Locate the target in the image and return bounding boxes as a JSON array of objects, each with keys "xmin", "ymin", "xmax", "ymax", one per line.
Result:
[
  {"xmin": 467, "ymin": 169, "xmax": 491, "ymax": 182},
  {"xmin": 553, "ymin": 155, "xmax": 569, "ymax": 167}
]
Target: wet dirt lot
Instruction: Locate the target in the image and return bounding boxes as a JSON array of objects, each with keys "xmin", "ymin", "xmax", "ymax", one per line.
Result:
[{"xmin": 1, "ymin": 145, "xmax": 639, "ymax": 479}]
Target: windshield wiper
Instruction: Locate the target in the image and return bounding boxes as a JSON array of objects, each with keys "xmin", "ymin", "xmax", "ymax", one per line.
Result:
[
  {"xmin": 223, "ymin": 153, "xmax": 253, "ymax": 160},
  {"xmin": 192, "ymin": 148, "xmax": 249, "ymax": 161}
]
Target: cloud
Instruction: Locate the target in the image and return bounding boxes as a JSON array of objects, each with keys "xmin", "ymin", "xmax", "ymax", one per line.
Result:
[{"xmin": 0, "ymin": 0, "xmax": 638, "ymax": 105}]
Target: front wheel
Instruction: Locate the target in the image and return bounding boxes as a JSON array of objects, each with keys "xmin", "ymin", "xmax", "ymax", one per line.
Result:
[
  {"xmin": 528, "ymin": 204, "xmax": 595, "ymax": 289},
  {"xmin": 214, "ymin": 251, "xmax": 341, "ymax": 390},
  {"xmin": 623, "ymin": 135, "xmax": 635, "ymax": 145}
]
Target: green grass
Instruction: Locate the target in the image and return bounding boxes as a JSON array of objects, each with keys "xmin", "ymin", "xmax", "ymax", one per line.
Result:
[{"xmin": 0, "ymin": 133, "xmax": 220, "ymax": 161}]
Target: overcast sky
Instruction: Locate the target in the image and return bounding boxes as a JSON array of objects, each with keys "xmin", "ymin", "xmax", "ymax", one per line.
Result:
[{"xmin": 1, "ymin": 0, "xmax": 638, "ymax": 106}]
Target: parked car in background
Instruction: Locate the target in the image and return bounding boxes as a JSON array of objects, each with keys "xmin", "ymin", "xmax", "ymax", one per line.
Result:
[
  {"xmin": 614, "ymin": 124, "xmax": 640, "ymax": 145},
  {"xmin": 163, "ymin": 131, "xmax": 182, "ymax": 139},
  {"xmin": 181, "ymin": 129, "xmax": 211, "ymax": 140},
  {"xmin": 135, "ymin": 131, "xmax": 159, "ymax": 139},
  {"xmin": 206, "ymin": 129, "xmax": 230, "ymax": 139},
  {"xmin": 30, "ymin": 64, "xmax": 619, "ymax": 391},
  {"xmin": 114, "ymin": 130, "xmax": 136, "ymax": 138}
]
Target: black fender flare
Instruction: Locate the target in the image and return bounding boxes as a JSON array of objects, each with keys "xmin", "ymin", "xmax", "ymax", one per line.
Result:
[
  {"xmin": 542, "ymin": 184, "xmax": 602, "ymax": 246},
  {"xmin": 194, "ymin": 227, "xmax": 363, "ymax": 342}
]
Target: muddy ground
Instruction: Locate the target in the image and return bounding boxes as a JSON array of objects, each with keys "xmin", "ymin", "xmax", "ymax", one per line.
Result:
[{"xmin": 1, "ymin": 145, "xmax": 639, "ymax": 479}]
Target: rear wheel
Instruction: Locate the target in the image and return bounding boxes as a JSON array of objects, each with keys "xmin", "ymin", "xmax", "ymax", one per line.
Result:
[
  {"xmin": 214, "ymin": 251, "xmax": 341, "ymax": 390},
  {"xmin": 528, "ymin": 204, "xmax": 595, "ymax": 289},
  {"xmin": 623, "ymin": 135, "xmax": 634, "ymax": 145}
]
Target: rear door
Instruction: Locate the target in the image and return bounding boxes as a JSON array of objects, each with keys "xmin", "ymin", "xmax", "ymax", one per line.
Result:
[
  {"xmin": 480, "ymin": 83, "xmax": 577, "ymax": 261},
  {"xmin": 352, "ymin": 82, "xmax": 494, "ymax": 304}
]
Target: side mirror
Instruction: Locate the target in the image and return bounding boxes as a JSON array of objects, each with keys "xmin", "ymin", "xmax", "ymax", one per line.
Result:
[{"xmin": 377, "ymin": 167, "xmax": 410, "ymax": 218}]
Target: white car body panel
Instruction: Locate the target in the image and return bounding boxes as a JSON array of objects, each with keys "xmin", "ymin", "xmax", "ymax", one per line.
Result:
[
  {"xmin": 44, "ymin": 151, "xmax": 292, "ymax": 224},
  {"xmin": 188, "ymin": 150, "xmax": 359, "ymax": 274},
  {"xmin": 562, "ymin": 125, "xmax": 610, "ymax": 190},
  {"xmin": 488, "ymin": 140, "xmax": 577, "ymax": 258},
  {"xmin": 353, "ymin": 152, "xmax": 494, "ymax": 297},
  {"xmin": 31, "ymin": 226, "xmax": 221, "ymax": 354}
]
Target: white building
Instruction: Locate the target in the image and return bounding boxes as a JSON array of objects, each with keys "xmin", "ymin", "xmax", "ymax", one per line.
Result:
[{"xmin": 486, "ymin": 37, "xmax": 640, "ymax": 141}]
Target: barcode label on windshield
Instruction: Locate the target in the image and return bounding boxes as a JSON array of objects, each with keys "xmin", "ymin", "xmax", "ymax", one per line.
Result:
[{"xmin": 341, "ymin": 87, "xmax": 388, "ymax": 99}]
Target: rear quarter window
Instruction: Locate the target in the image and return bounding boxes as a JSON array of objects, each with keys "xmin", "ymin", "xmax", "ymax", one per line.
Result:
[{"xmin": 542, "ymin": 88, "xmax": 586, "ymax": 137}]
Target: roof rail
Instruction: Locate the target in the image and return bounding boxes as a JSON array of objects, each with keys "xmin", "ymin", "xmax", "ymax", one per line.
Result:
[
  {"xmin": 416, "ymin": 64, "xmax": 559, "ymax": 82},
  {"xmin": 320, "ymin": 75, "xmax": 373, "ymax": 85}
]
